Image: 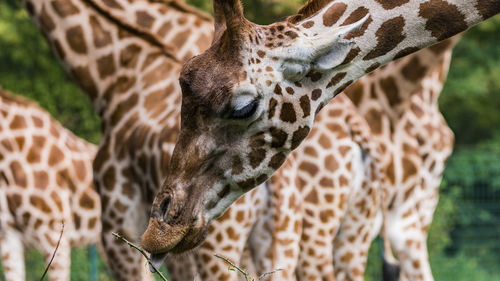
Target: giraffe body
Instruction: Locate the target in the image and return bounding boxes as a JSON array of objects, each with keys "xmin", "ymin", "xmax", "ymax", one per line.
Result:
[
  {"xmin": 345, "ymin": 37, "xmax": 460, "ymax": 281},
  {"xmin": 21, "ymin": 0, "xmax": 214, "ymax": 278},
  {"xmin": 0, "ymin": 88, "xmax": 101, "ymax": 281}
]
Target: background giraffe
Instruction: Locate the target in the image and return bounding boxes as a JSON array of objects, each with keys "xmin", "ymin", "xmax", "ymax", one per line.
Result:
[
  {"xmin": 0, "ymin": 87, "xmax": 101, "ymax": 281},
  {"xmin": 345, "ymin": 36, "xmax": 461, "ymax": 281},
  {"xmin": 20, "ymin": 0, "xmax": 214, "ymax": 278}
]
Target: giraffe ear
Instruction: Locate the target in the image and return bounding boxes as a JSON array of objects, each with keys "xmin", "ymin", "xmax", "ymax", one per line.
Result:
[{"xmin": 280, "ymin": 15, "xmax": 369, "ymax": 81}]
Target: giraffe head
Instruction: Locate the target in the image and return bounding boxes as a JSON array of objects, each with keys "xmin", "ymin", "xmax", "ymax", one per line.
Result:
[{"xmin": 142, "ymin": 0, "xmax": 368, "ymax": 258}]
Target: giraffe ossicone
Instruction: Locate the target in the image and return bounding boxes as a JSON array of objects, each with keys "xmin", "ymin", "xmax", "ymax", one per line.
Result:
[{"xmin": 142, "ymin": 0, "xmax": 499, "ymax": 258}]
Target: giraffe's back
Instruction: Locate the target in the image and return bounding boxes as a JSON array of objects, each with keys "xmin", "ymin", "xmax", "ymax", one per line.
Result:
[{"xmin": 0, "ymin": 87, "xmax": 101, "ymax": 251}]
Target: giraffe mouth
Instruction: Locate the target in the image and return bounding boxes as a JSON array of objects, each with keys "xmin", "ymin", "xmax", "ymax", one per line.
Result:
[{"xmin": 149, "ymin": 252, "xmax": 168, "ymax": 273}]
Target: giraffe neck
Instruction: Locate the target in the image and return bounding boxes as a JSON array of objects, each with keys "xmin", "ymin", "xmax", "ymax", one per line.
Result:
[
  {"xmin": 22, "ymin": 0, "xmax": 211, "ymax": 118},
  {"xmin": 290, "ymin": 0, "xmax": 498, "ymax": 115},
  {"xmin": 85, "ymin": 0, "xmax": 213, "ymax": 62},
  {"xmin": 345, "ymin": 36, "xmax": 460, "ymax": 123}
]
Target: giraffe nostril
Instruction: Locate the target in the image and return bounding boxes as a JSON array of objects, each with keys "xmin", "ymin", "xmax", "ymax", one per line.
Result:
[{"xmin": 160, "ymin": 198, "xmax": 171, "ymax": 220}]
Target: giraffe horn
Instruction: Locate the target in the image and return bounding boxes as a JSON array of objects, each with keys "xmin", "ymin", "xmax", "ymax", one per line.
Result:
[{"xmin": 213, "ymin": 0, "xmax": 248, "ymax": 41}]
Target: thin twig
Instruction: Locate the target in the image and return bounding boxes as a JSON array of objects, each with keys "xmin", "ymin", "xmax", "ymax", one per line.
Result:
[
  {"xmin": 112, "ymin": 232, "xmax": 169, "ymax": 281},
  {"xmin": 214, "ymin": 254, "xmax": 252, "ymax": 281},
  {"xmin": 40, "ymin": 223, "xmax": 64, "ymax": 281},
  {"xmin": 258, "ymin": 268, "xmax": 283, "ymax": 280}
]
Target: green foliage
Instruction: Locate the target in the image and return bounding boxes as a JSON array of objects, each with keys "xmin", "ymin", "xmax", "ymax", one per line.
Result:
[{"xmin": 440, "ymin": 15, "xmax": 500, "ymax": 145}]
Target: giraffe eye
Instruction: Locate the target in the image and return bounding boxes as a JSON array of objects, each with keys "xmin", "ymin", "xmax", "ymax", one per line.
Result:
[{"xmin": 229, "ymin": 99, "xmax": 259, "ymax": 119}]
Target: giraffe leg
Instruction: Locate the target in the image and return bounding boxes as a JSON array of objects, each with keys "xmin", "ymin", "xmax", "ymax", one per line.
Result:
[
  {"xmin": 297, "ymin": 225, "xmax": 336, "ymax": 281},
  {"xmin": 333, "ymin": 207, "xmax": 379, "ymax": 281},
  {"xmin": 333, "ymin": 152, "xmax": 380, "ymax": 281},
  {"xmin": 0, "ymin": 230, "xmax": 25, "ymax": 281},
  {"xmin": 249, "ymin": 175, "xmax": 302, "ymax": 281},
  {"xmin": 99, "ymin": 185, "xmax": 155, "ymax": 281},
  {"xmin": 101, "ymin": 215, "xmax": 154, "ymax": 281},
  {"xmin": 193, "ymin": 187, "xmax": 267, "ymax": 281},
  {"xmin": 386, "ymin": 203, "xmax": 433, "ymax": 281}
]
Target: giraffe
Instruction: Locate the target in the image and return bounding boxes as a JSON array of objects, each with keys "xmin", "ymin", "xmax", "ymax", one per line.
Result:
[
  {"xmin": 344, "ymin": 36, "xmax": 462, "ymax": 281},
  {"xmin": 164, "ymin": 93, "xmax": 382, "ymax": 281},
  {"xmin": 20, "ymin": 0, "xmax": 215, "ymax": 279},
  {"xmin": 91, "ymin": 2, "xmax": 468, "ymax": 280},
  {"xmin": 164, "ymin": 38, "xmax": 460, "ymax": 281},
  {"xmin": 20, "ymin": 0, "xmax": 384, "ymax": 279},
  {"xmin": 0, "ymin": 87, "xmax": 101, "ymax": 281},
  {"xmin": 142, "ymin": 0, "xmax": 499, "ymax": 263}
]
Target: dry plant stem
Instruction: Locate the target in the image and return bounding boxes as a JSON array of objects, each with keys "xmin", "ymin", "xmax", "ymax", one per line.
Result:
[
  {"xmin": 39, "ymin": 223, "xmax": 64, "ymax": 281},
  {"xmin": 112, "ymin": 232, "xmax": 169, "ymax": 281},
  {"xmin": 214, "ymin": 254, "xmax": 252, "ymax": 281},
  {"xmin": 259, "ymin": 268, "xmax": 283, "ymax": 280},
  {"xmin": 214, "ymin": 253, "xmax": 283, "ymax": 281}
]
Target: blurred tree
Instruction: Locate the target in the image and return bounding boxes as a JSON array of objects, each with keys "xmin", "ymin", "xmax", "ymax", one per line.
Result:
[{"xmin": 440, "ymin": 15, "xmax": 500, "ymax": 145}]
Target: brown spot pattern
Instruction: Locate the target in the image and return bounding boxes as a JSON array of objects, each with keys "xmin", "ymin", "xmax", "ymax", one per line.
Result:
[
  {"xmin": 270, "ymin": 127, "xmax": 288, "ymax": 148},
  {"xmin": 299, "ymin": 95, "xmax": 311, "ymax": 117},
  {"xmin": 341, "ymin": 47, "xmax": 361, "ymax": 65},
  {"xmin": 364, "ymin": 16, "xmax": 406, "ymax": 60},
  {"xmin": 30, "ymin": 195, "xmax": 52, "ymax": 213},
  {"xmin": 10, "ymin": 115, "xmax": 27, "ymax": 130},
  {"xmin": 269, "ymin": 152, "xmax": 287, "ymax": 170},
  {"xmin": 280, "ymin": 103, "xmax": 296, "ymax": 123},
  {"xmin": 291, "ymin": 126, "xmax": 310, "ymax": 150},
  {"xmin": 10, "ymin": 161, "xmax": 27, "ymax": 188},
  {"xmin": 51, "ymin": 0, "xmax": 79, "ymax": 17},
  {"xmin": 48, "ymin": 145, "xmax": 64, "ymax": 166},
  {"xmin": 402, "ymin": 57, "xmax": 428, "ymax": 82},
  {"xmin": 34, "ymin": 171, "xmax": 49, "ymax": 190},
  {"xmin": 89, "ymin": 16, "xmax": 112, "ymax": 48},
  {"xmin": 327, "ymin": 72, "xmax": 347, "ymax": 88},
  {"xmin": 311, "ymin": 89, "xmax": 322, "ymax": 101},
  {"xmin": 97, "ymin": 54, "xmax": 116, "ymax": 79},
  {"xmin": 476, "ymin": 0, "xmax": 500, "ymax": 20},
  {"xmin": 249, "ymin": 149, "xmax": 266, "ymax": 169},
  {"xmin": 66, "ymin": 25, "xmax": 87, "ymax": 54},
  {"xmin": 268, "ymin": 98, "xmax": 278, "ymax": 119},
  {"xmin": 323, "ymin": 3, "xmax": 347, "ymax": 27},
  {"xmin": 341, "ymin": 8, "xmax": 372, "ymax": 40},
  {"xmin": 120, "ymin": 44, "xmax": 142, "ymax": 68},
  {"xmin": 136, "ymin": 11, "xmax": 155, "ymax": 29},
  {"xmin": 40, "ymin": 6, "xmax": 55, "ymax": 32},
  {"xmin": 375, "ymin": 0, "xmax": 409, "ymax": 10},
  {"xmin": 419, "ymin": 0, "xmax": 467, "ymax": 41},
  {"xmin": 380, "ymin": 77, "xmax": 401, "ymax": 106},
  {"xmin": 365, "ymin": 109, "xmax": 383, "ymax": 135}
]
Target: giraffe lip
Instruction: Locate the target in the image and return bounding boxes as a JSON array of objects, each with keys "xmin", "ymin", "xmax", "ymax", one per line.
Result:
[{"xmin": 149, "ymin": 252, "xmax": 168, "ymax": 273}]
